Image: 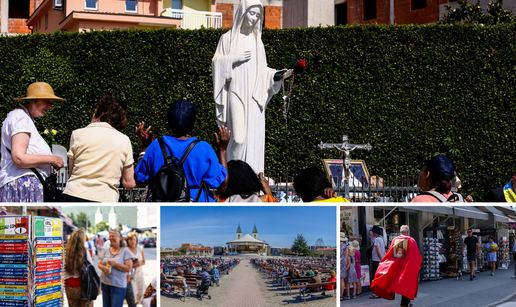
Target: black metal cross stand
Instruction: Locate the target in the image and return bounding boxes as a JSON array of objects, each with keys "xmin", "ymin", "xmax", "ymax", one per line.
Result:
[{"xmin": 318, "ymin": 135, "xmax": 372, "ymax": 199}]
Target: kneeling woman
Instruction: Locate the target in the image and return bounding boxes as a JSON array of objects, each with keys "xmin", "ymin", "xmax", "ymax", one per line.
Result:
[{"xmin": 99, "ymin": 229, "xmax": 133, "ymax": 307}]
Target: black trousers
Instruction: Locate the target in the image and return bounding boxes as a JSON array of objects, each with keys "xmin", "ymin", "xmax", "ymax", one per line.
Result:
[
  {"xmin": 401, "ymin": 295, "xmax": 411, "ymax": 306},
  {"xmin": 370, "ymin": 261, "xmax": 380, "ymax": 284}
]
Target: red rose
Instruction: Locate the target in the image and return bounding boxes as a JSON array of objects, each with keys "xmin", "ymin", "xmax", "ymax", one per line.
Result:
[{"xmin": 296, "ymin": 59, "xmax": 306, "ymax": 69}]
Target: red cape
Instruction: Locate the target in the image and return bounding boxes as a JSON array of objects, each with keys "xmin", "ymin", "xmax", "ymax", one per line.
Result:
[{"xmin": 371, "ymin": 234, "xmax": 422, "ymax": 300}]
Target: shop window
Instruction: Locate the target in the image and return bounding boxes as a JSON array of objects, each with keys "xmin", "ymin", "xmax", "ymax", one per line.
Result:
[
  {"xmin": 335, "ymin": 3, "xmax": 348, "ymax": 25},
  {"xmin": 364, "ymin": 0, "xmax": 376, "ymax": 21},
  {"xmin": 85, "ymin": 0, "xmax": 97, "ymax": 10},
  {"xmin": 126, "ymin": 0, "xmax": 137, "ymax": 13},
  {"xmin": 412, "ymin": 0, "xmax": 426, "ymax": 10},
  {"xmin": 8, "ymin": 0, "xmax": 30, "ymax": 19}
]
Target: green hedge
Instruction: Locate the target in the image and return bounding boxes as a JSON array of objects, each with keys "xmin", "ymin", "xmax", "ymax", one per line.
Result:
[{"xmin": 1, "ymin": 24, "xmax": 516, "ymax": 201}]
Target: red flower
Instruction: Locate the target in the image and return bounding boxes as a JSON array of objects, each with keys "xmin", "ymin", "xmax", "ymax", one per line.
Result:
[{"xmin": 296, "ymin": 59, "xmax": 306, "ymax": 69}]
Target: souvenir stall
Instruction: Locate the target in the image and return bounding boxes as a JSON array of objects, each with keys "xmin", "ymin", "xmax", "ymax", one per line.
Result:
[{"xmin": 498, "ymin": 237, "xmax": 510, "ymax": 269}]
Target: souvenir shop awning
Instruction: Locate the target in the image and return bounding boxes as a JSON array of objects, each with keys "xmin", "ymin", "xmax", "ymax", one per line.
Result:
[
  {"xmin": 494, "ymin": 206, "xmax": 516, "ymax": 221},
  {"xmin": 483, "ymin": 206, "xmax": 510, "ymax": 222},
  {"xmin": 452, "ymin": 206, "xmax": 489, "ymax": 220},
  {"xmin": 402, "ymin": 206, "xmax": 454, "ymax": 215}
]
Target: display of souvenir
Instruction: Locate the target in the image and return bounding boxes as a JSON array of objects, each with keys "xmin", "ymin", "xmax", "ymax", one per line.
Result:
[
  {"xmin": 498, "ymin": 237, "xmax": 510, "ymax": 269},
  {"xmin": 421, "ymin": 237, "xmax": 442, "ymax": 281}
]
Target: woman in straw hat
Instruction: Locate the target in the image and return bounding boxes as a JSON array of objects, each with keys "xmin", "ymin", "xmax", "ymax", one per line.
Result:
[{"xmin": 0, "ymin": 82, "xmax": 65, "ymax": 202}]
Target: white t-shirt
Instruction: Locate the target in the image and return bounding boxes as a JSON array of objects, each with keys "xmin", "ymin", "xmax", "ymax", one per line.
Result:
[
  {"xmin": 0, "ymin": 108, "xmax": 52, "ymax": 187},
  {"xmin": 372, "ymin": 236, "xmax": 385, "ymax": 262}
]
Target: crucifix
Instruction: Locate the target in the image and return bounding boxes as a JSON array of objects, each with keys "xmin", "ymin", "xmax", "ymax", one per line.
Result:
[{"xmin": 318, "ymin": 135, "xmax": 373, "ymax": 198}]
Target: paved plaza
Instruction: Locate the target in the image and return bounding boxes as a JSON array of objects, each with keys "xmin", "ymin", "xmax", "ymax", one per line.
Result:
[
  {"xmin": 161, "ymin": 258, "xmax": 336, "ymax": 307},
  {"xmin": 341, "ymin": 264, "xmax": 516, "ymax": 307}
]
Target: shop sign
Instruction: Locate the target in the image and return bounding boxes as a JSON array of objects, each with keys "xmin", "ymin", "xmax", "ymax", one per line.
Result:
[
  {"xmin": 0, "ymin": 217, "xmax": 28, "ymax": 235},
  {"xmin": 34, "ymin": 218, "xmax": 62, "ymax": 238}
]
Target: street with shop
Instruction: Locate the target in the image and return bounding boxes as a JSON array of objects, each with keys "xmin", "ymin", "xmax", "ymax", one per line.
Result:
[{"xmin": 341, "ymin": 263, "xmax": 516, "ymax": 307}]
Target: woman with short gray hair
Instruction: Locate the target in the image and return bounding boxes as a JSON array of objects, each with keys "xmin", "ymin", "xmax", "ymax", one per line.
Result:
[{"xmin": 98, "ymin": 229, "xmax": 133, "ymax": 307}]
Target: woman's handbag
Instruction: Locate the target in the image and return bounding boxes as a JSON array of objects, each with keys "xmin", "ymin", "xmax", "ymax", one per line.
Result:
[
  {"xmin": 366, "ymin": 245, "xmax": 374, "ymax": 258},
  {"xmin": 6, "ymin": 147, "xmax": 61, "ymax": 202}
]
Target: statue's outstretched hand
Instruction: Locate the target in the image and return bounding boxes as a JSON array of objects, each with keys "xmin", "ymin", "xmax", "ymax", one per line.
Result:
[
  {"xmin": 214, "ymin": 126, "xmax": 231, "ymax": 150},
  {"xmin": 233, "ymin": 51, "xmax": 252, "ymax": 65},
  {"xmin": 136, "ymin": 121, "xmax": 153, "ymax": 148}
]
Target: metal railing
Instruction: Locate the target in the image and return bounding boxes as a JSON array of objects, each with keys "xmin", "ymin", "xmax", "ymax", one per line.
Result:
[
  {"xmin": 55, "ymin": 165, "xmax": 426, "ymax": 203},
  {"xmin": 163, "ymin": 8, "xmax": 222, "ymax": 29},
  {"xmin": 264, "ymin": 167, "xmax": 424, "ymax": 203}
]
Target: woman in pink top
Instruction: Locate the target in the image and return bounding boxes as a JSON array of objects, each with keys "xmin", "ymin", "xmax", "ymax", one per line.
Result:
[{"xmin": 351, "ymin": 240, "xmax": 362, "ymax": 295}]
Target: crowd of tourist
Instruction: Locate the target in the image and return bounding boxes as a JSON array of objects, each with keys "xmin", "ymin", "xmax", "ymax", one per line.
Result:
[{"xmin": 64, "ymin": 228, "xmax": 150, "ymax": 307}]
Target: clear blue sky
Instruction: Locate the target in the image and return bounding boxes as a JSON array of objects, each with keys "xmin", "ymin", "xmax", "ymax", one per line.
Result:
[{"xmin": 161, "ymin": 206, "xmax": 336, "ymax": 249}]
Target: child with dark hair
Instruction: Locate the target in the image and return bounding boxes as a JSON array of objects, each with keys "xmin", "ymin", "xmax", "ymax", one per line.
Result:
[
  {"xmin": 293, "ymin": 167, "xmax": 348, "ymax": 202},
  {"xmin": 216, "ymin": 160, "xmax": 276, "ymax": 202}
]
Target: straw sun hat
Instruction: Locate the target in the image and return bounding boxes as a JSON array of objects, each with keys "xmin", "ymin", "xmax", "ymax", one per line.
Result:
[{"xmin": 14, "ymin": 82, "xmax": 65, "ymax": 101}]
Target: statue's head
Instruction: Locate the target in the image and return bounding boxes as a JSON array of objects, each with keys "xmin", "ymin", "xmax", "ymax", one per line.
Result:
[{"xmin": 243, "ymin": 5, "xmax": 262, "ymax": 30}]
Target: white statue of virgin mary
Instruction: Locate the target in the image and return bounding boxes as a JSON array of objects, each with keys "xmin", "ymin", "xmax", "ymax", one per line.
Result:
[{"xmin": 212, "ymin": 0, "xmax": 291, "ymax": 174}]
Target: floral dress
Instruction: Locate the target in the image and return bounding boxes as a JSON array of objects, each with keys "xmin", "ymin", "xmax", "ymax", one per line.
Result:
[
  {"xmin": 345, "ymin": 252, "xmax": 358, "ymax": 283},
  {"xmin": 340, "ymin": 242, "xmax": 348, "ymax": 279},
  {"xmin": 129, "ymin": 246, "xmax": 146, "ymax": 304}
]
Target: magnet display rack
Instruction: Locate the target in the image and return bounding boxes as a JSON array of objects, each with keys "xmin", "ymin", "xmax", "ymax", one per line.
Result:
[
  {"xmin": 31, "ymin": 217, "xmax": 63, "ymax": 307},
  {"xmin": 446, "ymin": 229, "xmax": 461, "ymax": 277},
  {"xmin": 498, "ymin": 237, "xmax": 510, "ymax": 269},
  {"xmin": 422, "ymin": 237, "xmax": 442, "ymax": 281},
  {"xmin": 0, "ymin": 216, "xmax": 31, "ymax": 307}
]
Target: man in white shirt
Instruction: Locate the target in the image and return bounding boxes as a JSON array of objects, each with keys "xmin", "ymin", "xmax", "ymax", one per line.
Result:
[{"xmin": 370, "ymin": 225, "xmax": 385, "ymax": 299}]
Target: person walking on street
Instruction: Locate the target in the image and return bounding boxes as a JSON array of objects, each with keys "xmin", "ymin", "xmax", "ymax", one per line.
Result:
[
  {"xmin": 486, "ymin": 236, "xmax": 499, "ymax": 276},
  {"xmin": 462, "ymin": 229, "xmax": 481, "ymax": 280},
  {"xmin": 369, "ymin": 225, "xmax": 385, "ymax": 299},
  {"xmin": 371, "ymin": 225, "xmax": 422, "ymax": 307}
]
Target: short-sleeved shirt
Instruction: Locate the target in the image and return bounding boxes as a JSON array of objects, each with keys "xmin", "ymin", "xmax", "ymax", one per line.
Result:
[
  {"xmin": 0, "ymin": 109, "xmax": 52, "ymax": 187},
  {"xmin": 135, "ymin": 136, "xmax": 227, "ymax": 202},
  {"xmin": 64, "ymin": 122, "xmax": 134, "ymax": 202},
  {"xmin": 464, "ymin": 236, "xmax": 479, "ymax": 255},
  {"xmin": 411, "ymin": 191, "xmax": 454, "ymax": 202},
  {"xmin": 101, "ymin": 247, "xmax": 133, "ymax": 289},
  {"xmin": 372, "ymin": 236, "xmax": 385, "ymax": 262},
  {"xmin": 212, "ymin": 268, "xmax": 219, "ymax": 280},
  {"xmin": 486, "ymin": 242, "xmax": 497, "ymax": 256}
]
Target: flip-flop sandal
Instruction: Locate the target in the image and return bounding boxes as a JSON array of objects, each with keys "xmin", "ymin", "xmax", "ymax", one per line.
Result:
[
  {"xmin": 343, "ymin": 296, "xmax": 351, "ymax": 300},
  {"xmin": 369, "ymin": 295, "xmax": 381, "ymax": 299}
]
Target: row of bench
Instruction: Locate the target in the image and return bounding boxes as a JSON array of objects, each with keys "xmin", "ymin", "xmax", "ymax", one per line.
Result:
[{"xmin": 255, "ymin": 262, "xmax": 336, "ymax": 303}]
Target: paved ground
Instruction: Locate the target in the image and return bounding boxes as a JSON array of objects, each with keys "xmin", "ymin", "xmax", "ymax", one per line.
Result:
[
  {"xmin": 340, "ymin": 265, "xmax": 516, "ymax": 307},
  {"xmin": 63, "ymin": 247, "xmax": 157, "ymax": 307},
  {"xmin": 161, "ymin": 258, "xmax": 336, "ymax": 307}
]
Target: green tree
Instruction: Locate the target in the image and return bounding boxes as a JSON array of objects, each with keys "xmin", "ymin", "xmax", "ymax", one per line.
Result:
[
  {"xmin": 178, "ymin": 247, "xmax": 187, "ymax": 254},
  {"xmin": 68, "ymin": 213, "xmax": 76, "ymax": 226},
  {"xmin": 291, "ymin": 234, "xmax": 311, "ymax": 255},
  {"xmin": 440, "ymin": 0, "xmax": 515, "ymax": 24},
  {"xmin": 75, "ymin": 212, "xmax": 90, "ymax": 229},
  {"xmin": 96, "ymin": 221, "xmax": 109, "ymax": 232}
]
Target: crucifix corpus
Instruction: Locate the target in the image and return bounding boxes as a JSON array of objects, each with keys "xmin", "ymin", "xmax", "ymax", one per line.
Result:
[{"xmin": 318, "ymin": 135, "xmax": 373, "ymax": 198}]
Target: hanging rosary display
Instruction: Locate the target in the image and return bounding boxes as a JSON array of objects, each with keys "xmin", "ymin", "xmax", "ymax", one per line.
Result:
[{"xmin": 277, "ymin": 56, "xmax": 306, "ymax": 127}]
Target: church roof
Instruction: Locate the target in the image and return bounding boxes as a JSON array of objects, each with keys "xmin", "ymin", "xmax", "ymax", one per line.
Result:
[
  {"xmin": 252, "ymin": 224, "xmax": 258, "ymax": 234},
  {"xmin": 109, "ymin": 206, "xmax": 116, "ymax": 214},
  {"xmin": 227, "ymin": 233, "xmax": 268, "ymax": 245},
  {"xmin": 236, "ymin": 224, "xmax": 242, "ymax": 233},
  {"xmin": 96, "ymin": 207, "xmax": 102, "ymax": 214}
]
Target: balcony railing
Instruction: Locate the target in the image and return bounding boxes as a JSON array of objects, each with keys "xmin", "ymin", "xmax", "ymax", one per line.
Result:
[{"xmin": 163, "ymin": 8, "xmax": 222, "ymax": 29}]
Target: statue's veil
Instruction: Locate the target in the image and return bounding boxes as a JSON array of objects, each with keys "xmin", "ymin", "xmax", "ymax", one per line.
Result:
[{"xmin": 229, "ymin": 0, "xmax": 264, "ymax": 52}]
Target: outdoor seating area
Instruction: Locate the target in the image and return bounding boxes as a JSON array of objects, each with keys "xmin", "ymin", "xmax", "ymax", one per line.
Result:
[
  {"xmin": 253, "ymin": 258, "xmax": 337, "ymax": 304},
  {"xmin": 160, "ymin": 257, "xmax": 239, "ymax": 302}
]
